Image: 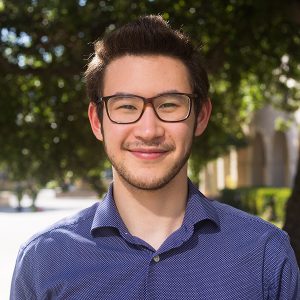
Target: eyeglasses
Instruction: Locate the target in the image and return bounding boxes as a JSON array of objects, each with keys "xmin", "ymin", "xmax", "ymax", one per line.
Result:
[{"xmin": 96, "ymin": 92, "xmax": 197, "ymax": 124}]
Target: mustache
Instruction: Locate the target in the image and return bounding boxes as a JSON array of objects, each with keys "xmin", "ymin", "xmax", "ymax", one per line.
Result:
[{"xmin": 122, "ymin": 141, "xmax": 175, "ymax": 151}]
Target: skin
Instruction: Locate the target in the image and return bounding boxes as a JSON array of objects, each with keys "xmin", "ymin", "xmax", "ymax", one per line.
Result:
[{"xmin": 89, "ymin": 55, "xmax": 211, "ymax": 249}]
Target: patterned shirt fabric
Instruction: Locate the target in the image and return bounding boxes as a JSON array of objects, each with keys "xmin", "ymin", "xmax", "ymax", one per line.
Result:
[{"xmin": 10, "ymin": 180, "xmax": 300, "ymax": 300}]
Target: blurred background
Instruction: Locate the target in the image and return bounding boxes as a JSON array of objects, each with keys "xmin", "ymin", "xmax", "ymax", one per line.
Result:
[{"xmin": 1, "ymin": 0, "xmax": 300, "ymax": 297}]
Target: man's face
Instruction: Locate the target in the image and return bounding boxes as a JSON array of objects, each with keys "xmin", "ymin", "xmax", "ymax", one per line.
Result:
[{"xmin": 89, "ymin": 55, "xmax": 211, "ymax": 190}]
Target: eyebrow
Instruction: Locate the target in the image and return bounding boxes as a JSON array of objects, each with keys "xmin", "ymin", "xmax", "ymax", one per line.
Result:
[{"xmin": 108, "ymin": 89, "xmax": 187, "ymax": 97}]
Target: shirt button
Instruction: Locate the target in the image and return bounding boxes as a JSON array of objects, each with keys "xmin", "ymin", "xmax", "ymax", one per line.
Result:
[{"xmin": 153, "ymin": 255, "xmax": 160, "ymax": 263}]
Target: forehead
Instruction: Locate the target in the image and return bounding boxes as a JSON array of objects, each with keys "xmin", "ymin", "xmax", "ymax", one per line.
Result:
[{"xmin": 102, "ymin": 55, "xmax": 192, "ymax": 96}]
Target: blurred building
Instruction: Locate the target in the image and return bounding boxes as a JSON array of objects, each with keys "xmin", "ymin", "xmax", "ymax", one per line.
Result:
[{"xmin": 200, "ymin": 105, "xmax": 300, "ymax": 196}]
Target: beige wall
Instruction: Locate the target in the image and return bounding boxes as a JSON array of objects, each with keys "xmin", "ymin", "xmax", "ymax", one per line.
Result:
[{"xmin": 199, "ymin": 105, "xmax": 299, "ymax": 196}]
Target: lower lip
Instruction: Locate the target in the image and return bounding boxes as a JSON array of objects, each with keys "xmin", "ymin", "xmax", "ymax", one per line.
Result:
[{"xmin": 130, "ymin": 151, "xmax": 167, "ymax": 160}]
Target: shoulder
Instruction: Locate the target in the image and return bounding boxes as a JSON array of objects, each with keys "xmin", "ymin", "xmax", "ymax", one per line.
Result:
[
  {"xmin": 210, "ymin": 198, "xmax": 284, "ymax": 235},
  {"xmin": 11, "ymin": 202, "xmax": 101, "ymax": 297},
  {"xmin": 209, "ymin": 199, "xmax": 300, "ymax": 298},
  {"xmin": 209, "ymin": 199, "xmax": 298, "ymax": 265},
  {"xmin": 189, "ymin": 181, "xmax": 286, "ymax": 241},
  {"xmin": 200, "ymin": 197, "xmax": 295, "ymax": 256},
  {"xmin": 209, "ymin": 200, "xmax": 298, "ymax": 262}
]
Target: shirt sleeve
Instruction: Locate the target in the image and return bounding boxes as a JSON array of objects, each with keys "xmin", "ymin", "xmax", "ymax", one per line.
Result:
[
  {"xmin": 10, "ymin": 245, "xmax": 37, "ymax": 300},
  {"xmin": 263, "ymin": 230, "xmax": 300, "ymax": 300}
]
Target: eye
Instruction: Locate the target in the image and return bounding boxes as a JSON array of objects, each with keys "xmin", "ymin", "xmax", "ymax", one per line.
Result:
[
  {"xmin": 116, "ymin": 104, "xmax": 138, "ymax": 111},
  {"xmin": 159, "ymin": 102, "xmax": 179, "ymax": 109},
  {"xmin": 109, "ymin": 96, "xmax": 141, "ymax": 112},
  {"xmin": 157, "ymin": 101, "xmax": 181, "ymax": 112}
]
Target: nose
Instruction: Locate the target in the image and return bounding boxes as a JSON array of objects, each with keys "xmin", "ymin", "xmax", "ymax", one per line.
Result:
[{"xmin": 133, "ymin": 105, "xmax": 165, "ymax": 142}]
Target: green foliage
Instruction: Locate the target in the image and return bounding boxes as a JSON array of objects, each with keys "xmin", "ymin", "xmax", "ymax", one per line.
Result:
[
  {"xmin": 0, "ymin": 0, "xmax": 300, "ymax": 191},
  {"xmin": 220, "ymin": 187, "xmax": 291, "ymax": 223}
]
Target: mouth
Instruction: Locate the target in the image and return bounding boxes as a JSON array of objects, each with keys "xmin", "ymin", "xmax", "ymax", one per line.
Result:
[
  {"xmin": 128, "ymin": 148, "xmax": 169, "ymax": 160},
  {"xmin": 126, "ymin": 145, "xmax": 172, "ymax": 160}
]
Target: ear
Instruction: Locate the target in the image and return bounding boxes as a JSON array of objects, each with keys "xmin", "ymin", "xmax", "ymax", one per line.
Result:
[
  {"xmin": 194, "ymin": 98, "xmax": 212, "ymax": 137},
  {"xmin": 88, "ymin": 102, "xmax": 103, "ymax": 141}
]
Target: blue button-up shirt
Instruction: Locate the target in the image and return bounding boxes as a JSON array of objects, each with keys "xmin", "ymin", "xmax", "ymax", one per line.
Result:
[{"xmin": 10, "ymin": 181, "xmax": 300, "ymax": 299}]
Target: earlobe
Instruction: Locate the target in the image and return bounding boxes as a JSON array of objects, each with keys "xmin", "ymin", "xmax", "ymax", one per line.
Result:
[
  {"xmin": 194, "ymin": 98, "xmax": 212, "ymax": 137},
  {"xmin": 88, "ymin": 102, "xmax": 103, "ymax": 141}
]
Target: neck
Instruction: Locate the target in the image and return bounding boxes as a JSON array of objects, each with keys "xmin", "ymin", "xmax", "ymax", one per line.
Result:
[{"xmin": 112, "ymin": 168, "xmax": 189, "ymax": 250}]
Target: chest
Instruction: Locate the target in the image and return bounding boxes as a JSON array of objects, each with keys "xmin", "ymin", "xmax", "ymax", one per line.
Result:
[{"xmin": 36, "ymin": 234, "xmax": 264, "ymax": 299}]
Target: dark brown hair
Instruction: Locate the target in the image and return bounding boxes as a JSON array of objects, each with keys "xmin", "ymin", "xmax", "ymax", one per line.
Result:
[{"xmin": 85, "ymin": 15, "xmax": 209, "ymax": 117}]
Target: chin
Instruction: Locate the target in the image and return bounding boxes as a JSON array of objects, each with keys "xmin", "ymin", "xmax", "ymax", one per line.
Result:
[{"xmin": 120, "ymin": 172, "xmax": 178, "ymax": 191}]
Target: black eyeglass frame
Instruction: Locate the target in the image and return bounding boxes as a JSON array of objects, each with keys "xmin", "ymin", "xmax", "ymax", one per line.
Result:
[{"xmin": 95, "ymin": 92, "xmax": 198, "ymax": 124}]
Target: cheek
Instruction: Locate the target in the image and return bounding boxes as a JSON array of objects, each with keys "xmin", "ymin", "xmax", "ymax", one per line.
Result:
[
  {"xmin": 170, "ymin": 124, "xmax": 194, "ymax": 148},
  {"xmin": 102, "ymin": 120, "xmax": 132, "ymax": 146}
]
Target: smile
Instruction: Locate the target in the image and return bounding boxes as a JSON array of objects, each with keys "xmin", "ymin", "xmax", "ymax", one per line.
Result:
[{"xmin": 128, "ymin": 148, "xmax": 169, "ymax": 160}]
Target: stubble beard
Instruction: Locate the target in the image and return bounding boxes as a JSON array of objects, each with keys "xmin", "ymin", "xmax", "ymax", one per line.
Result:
[{"xmin": 103, "ymin": 138, "xmax": 194, "ymax": 191}]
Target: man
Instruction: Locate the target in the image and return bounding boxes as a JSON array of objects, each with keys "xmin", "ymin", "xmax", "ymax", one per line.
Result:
[{"xmin": 11, "ymin": 15, "xmax": 299, "ymax": 299}]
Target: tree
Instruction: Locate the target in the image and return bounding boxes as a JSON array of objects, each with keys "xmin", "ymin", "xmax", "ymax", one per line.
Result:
[
  {"xmin": 0, "ymin": 0, "xmax": 299, "ymax": 261},
  {"xmin": 0, "ymin": 0, "xmax": 110, "ymax": 194}
]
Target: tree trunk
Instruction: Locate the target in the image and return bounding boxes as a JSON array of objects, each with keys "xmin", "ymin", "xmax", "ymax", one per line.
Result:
[{"xmin": 283, "ymin": 154, "xmax": 300, "ymax": 265}]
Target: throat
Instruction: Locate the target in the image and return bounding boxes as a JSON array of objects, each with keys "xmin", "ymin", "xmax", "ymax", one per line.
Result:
[{"xmin": 131, "ymin": 214, "xmax": 185, "ymax": 250}]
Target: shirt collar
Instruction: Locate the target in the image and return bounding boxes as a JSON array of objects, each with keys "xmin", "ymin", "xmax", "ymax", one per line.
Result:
[
  {"xmin": 184, "ymin": 179, "xmax": 220, "ymax": 228},
  {"xmin": 91, "ymin": 179, "xmax": 219, "ymax": 237},
  {"xmin": 91, "ymin": 184, "xmax": 128, "ymax": 237}
]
